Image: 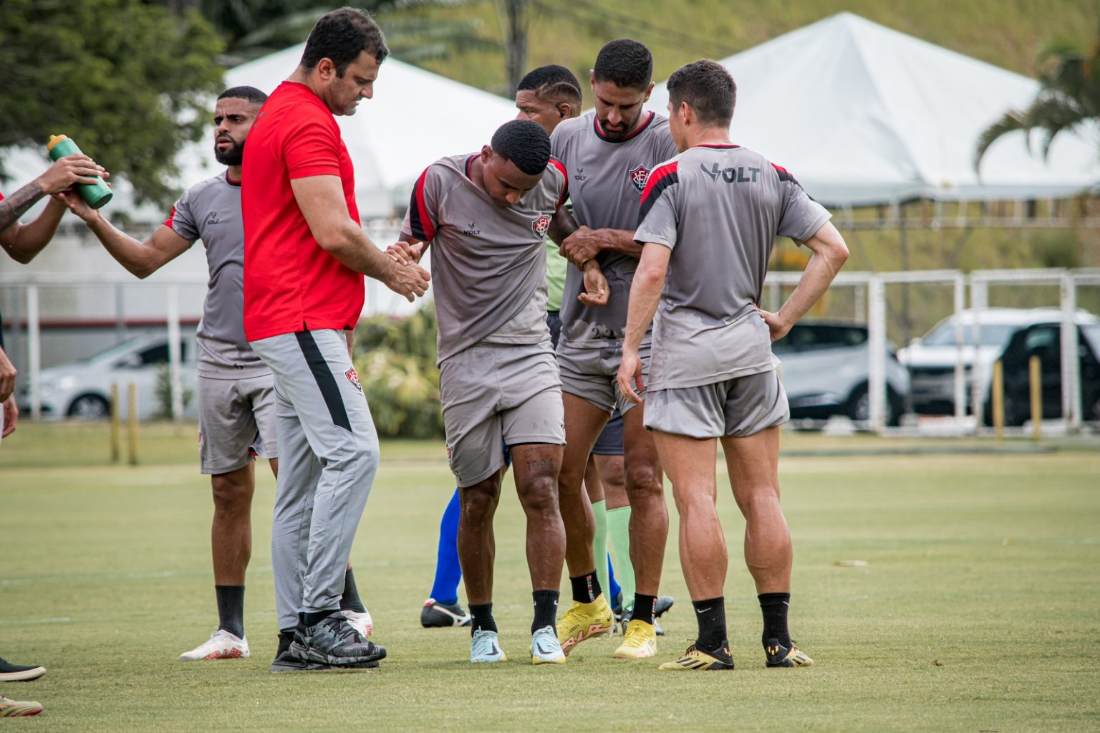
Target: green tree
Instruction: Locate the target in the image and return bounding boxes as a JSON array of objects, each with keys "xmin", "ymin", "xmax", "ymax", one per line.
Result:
[
  {"xmin": 0, "ymin": 0, "xmax": 225, "ymax": 207},
  {"xmin": 975, "ymin": 29, "xmax": 1100, "ymax": 171},
  {"xmin": 353, "ymin": 305, "xmax": 444, "ymax": 439},
  {"xmin": 176, "ymin": 0, "xmax": 492, "ymax": 66}
]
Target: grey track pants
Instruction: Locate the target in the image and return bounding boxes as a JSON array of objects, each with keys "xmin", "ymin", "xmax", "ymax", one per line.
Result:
[{"xmin": 249, "ymin": 329, "xmax": 379, "ymax": 631}]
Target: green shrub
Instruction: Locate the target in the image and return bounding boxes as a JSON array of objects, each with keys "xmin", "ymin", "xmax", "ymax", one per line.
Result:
[{"xmin": 354, "ymin": 305, "xmax": 444, "ymax": 439}]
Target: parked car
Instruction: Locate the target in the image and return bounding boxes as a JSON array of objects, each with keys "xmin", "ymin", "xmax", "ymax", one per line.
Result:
[
  {"xmin": 899, "ymin": 308, "xmax": 1100, "ymax": 415},
  {"xmin": 774, "ymin": 321, "xmax": 910, "ymax": 426},
  {"xmin": 981, "ymin": 321, "xmax": 1100, "ymax": 426},
  {"xmin": 16, "ymin": 333, "xmax": 198, "ymax": 421}
]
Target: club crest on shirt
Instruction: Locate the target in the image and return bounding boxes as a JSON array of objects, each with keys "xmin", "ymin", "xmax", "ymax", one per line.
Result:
[
  {"xmin": 629, "ymin": 164, "xmax": 651, "ymax": 193},
  {"xmin": 532, "ymin": 215, "xmax": 550, "ymax": 239},
  {"xmin": 345, "ymin": 367, "xmax": 362, "ymax": 393}
]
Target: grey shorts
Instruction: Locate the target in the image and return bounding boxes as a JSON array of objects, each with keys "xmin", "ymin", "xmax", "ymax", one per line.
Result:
[
  {"xmin": 198, "ymin": 372, "xmax": 278, "ymax": 474},
  {"xmin": 643, "ymin": 370, "xmax": 789, "ymax": 439},
  {"xmin": 440, "ymin": 341, "xmax": 565, "ymax": 488},
  {"xmin": 557, "ymin": 339, "xmax": 650, "ymax": 416}
]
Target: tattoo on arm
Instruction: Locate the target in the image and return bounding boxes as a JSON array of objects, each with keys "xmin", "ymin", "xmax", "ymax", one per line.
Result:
[{"xmin": 0, "ymin": 182, "xmax": 46, "ymax": 235}]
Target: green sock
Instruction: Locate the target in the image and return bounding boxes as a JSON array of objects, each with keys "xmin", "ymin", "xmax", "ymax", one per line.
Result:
[
  {"xmin": 592, "ymin": 499, "xmax": 610, "ymax": 603},
  {"xmin": 607, "ymin": 505, "xmax": 635, "ymax": 612}
]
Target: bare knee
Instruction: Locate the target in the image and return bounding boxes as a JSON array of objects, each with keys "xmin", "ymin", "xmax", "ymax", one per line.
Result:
[
  {"xmin": 211, "ymin": 471, "xmax": 253, "ymax": 515},
  {"xmin": 461, "ymin": 483, "xmax": 500, "ymax": 525},
  {"xmin": 520, "ymin": 473, "xmax": 559, "ymax": 515},
  {"xmin": 735, "ymin": 488, "xmax": 783, "ymax": 520},
  {"xmin": 624, "ymin": 461, "xmax": 662, "ymax": 497}
]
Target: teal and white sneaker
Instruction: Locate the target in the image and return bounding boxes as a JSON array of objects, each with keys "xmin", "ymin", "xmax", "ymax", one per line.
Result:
[
  {"xmin": 531, "ymin": 625, "xmax": 566, "ymax": 665},
  {"xmin": 470, "ymin": 630, "xmax": 506, "ymax": 663}
]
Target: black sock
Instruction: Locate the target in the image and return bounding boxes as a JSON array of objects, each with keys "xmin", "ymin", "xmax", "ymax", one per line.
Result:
[
  {"xmin": 277, "ymin": 628, "xmax": 296, "ymax": 656},
  {"xmin": 759, "ymin": 592, "xmax": 792, "ymax": 648},
  {"xmin": 339, "ymin": 567, "xmax": 367, "ymax": 613},
  {"xmin": 469, "ymin": 603, "xmax": 497, "ymax": 635},
  {"xmin": 215, "ymin": 585, "xmax": 245, "ymax": 639},
  {"xmin": 631, "ymin": 594, "xmax": 658, "ymax": 626},
  {"xmin": 299, "ymin": 609, "xmax": 338, "ymax": 629},
  {"xmin": 693, "ymin": 597, "xmax": 727, "ymax": 653},
  {"xmin": 531, "ymin": 590, "xmax": 560, "ymax": 633},
  {"xmin": 569, "ymin": 572, "xmax": 602, "ymax": 604}
]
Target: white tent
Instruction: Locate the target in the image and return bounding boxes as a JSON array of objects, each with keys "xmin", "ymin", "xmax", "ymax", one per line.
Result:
[
  {"xmin": 1, "ymin": 45, "xmax": 517, "ymax": 222},
  {"xmin": 185, "ymin": 44, "xmax": 518, "ymax": 218},
  {"xmin": 646, "ymin": 12, "xmax": 1099, "ymax": 206}
]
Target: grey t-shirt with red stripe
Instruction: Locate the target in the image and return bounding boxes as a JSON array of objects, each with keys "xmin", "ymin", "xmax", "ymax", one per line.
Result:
[
  {"xmin": 634, "ymin": 144, "xmax": 832, "ymax": 390},
  {"xmin": 401, "ymin": 154, "xmax": 568, "ymax": 364},
  {"xmin": 550, "ymin": 110, "xmax": 679, "ymax": 347},
  {"xmin": 165, "ymin": 172, "xmax": 267, "ymax": 377}
]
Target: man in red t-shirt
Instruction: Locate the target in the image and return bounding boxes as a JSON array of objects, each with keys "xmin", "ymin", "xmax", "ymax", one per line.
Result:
[{"xmin": 241, "ymin": 7, "xmax": 429, "ymax": 672}]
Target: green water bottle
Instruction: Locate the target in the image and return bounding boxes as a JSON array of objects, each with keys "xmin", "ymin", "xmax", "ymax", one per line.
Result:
[{"xmin": 46, "ymin": 135, "xmax": 112, "ymax": 209}]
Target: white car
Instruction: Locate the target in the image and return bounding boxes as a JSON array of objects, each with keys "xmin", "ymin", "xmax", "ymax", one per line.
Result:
[
  {"xmin": 16, "ymin": 333, "xmax": 198, "ymax": 421},
  {"xmin": 775, "ymin": 321, "xmax": 911, "ymax": 427},
  {"xmin": 898, "ymin": 308, "xmax": 1100, "ymax": 414}
]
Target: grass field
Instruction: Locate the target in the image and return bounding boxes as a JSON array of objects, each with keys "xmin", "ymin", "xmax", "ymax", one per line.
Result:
[{"xmin": 2, "ymin": 423, "xmax": 1099, "ymax": 731}]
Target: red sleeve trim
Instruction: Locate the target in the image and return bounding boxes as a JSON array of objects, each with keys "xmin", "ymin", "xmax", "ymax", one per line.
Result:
[
  {"xmin": 548, "ymin": 158, "xmax": 568, "ymax": 209},
  {"xmin": 163, "ymin": 206, "xmax": 177, "ymax": 229},
  {"xmin": 408, "ymin": 168, "xmax": 436, "ymax": 241},
  {"xmin": 640, "ymin": 161, "xmax": 679, "ymax": 205},
  {"xmin": 771, "ymin": 162, "xmax": 798, "ymax": 184}
]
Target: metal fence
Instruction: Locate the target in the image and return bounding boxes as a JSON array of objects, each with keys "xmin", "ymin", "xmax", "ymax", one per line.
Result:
[{"xmin": 2, "ymin": 265, "xmax": 1098, "ymax": 435}]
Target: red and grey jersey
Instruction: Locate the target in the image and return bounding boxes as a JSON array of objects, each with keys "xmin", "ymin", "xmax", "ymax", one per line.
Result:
[
  {"xmin": 635, "ymin": 144, "xmax": 832, "ymax": 390},
  {"xmin": 550, "ymin": 110, "xmax": 678, "ymax": 346},
  {"xmin": 402, "ymin": 154, "xmax": 568, "ymax": 364}
]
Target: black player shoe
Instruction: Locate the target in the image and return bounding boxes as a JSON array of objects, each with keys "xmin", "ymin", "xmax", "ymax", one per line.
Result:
[
  {"xmin": 289, "ymin": 614, "xmax": 388, "ymax": 667},
  {"xmin": 0, "ymin": 658, "xmax": 46, "ymax": 682},
  {"xmin": 420, "ymin": 598, "xmax": 472, "ymax": 628},
  {"xmin": 654, "ymin": 595, "xmax": 675, "ymax": 618}
]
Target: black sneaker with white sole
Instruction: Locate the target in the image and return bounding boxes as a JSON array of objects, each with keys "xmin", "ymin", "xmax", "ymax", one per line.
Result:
[
  {"xmin": 0, "ymin": 658, "xmax": 46, "ymax": 683},
  {"xmin": 289, "ymin": 614, "xmax": 387, "ymax": 667},
  {"xmin": 420, "ymin": 598, "xmax": 472, "ymax": 628}
]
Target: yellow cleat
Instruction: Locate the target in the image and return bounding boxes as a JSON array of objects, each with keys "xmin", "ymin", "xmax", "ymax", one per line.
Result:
[
  {"xmin": 765, "ymin": 639, "xmax": 813, "ymax": 668},
  {"xmin": 658, "ymin": 643, "xmax": 735, "ymax": 671},
  {"xmin": 613, "ymin": 619, "xmax": 657, "ymax": 659},
  {"xmin": 556, "ymin": 596, "xmax": 614, "ymax": 656}
]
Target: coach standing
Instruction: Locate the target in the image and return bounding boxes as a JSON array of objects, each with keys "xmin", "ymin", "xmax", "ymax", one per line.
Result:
[{"xmin": 242, "ymin": 8, "xmax": 430, "ymax": 670}]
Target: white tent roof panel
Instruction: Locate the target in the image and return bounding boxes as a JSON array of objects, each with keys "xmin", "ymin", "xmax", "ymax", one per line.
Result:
[{"xmin": 646, "ymin": 12, "xmax": 1098, "ymax": 206}]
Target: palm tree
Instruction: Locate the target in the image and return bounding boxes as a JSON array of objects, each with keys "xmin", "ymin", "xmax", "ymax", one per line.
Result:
[{"xmin": 974, "ymin": 29, "xmax": 1100, "ymax": 171}]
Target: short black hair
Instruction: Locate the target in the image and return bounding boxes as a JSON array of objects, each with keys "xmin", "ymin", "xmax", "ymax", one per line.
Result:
[
  {"xmin": 300, "ymin": 7, "xmax": 389, "ymax": 76},
  {"xmin": 666, "ymin": 60, "xmax": 736, "ymax": 128},
  {"xmin": 491, "ymin": 119, "xmax": 551, "ymax": 176},
  {"xmin": 518, "ymin": 65, "xmax": 582, "ymax": 108},
  {"xmin": 593, "ymin": 39, "xmax": 652, "ymax": 90},
  {"xmin": 217, "ymin": 86, "xmax": 268, "ymax": 106}
]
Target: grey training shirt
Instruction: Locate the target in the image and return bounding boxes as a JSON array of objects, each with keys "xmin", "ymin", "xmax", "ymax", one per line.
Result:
[
  {"xmin": 550, "ymin": 110, "xmax": 679, "ymax": 346},
  {"xmin": 634, "ymin": 144, "xmax": 832, "ymax": 390},
  {"xmin": 165, "ymin": 172, "xmax": 267, "ymax": 377},
  {"xmin": 401, "ymin": 154, "xmax": 568, "ymax": 364}
]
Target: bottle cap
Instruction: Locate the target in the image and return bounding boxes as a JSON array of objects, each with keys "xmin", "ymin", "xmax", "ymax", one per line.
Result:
[{"xmin": 47, "ymin": 135, "xmax": 69, "ymax": 152}]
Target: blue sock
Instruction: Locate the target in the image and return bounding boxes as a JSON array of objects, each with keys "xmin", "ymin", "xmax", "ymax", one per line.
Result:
[
  {"xmin": 608, "ymin": 553, "xmax": 621, "ymax": 600},
  {"xmin": 429, "ymin": 488, "xmax": 463, "ymax": 605}
]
